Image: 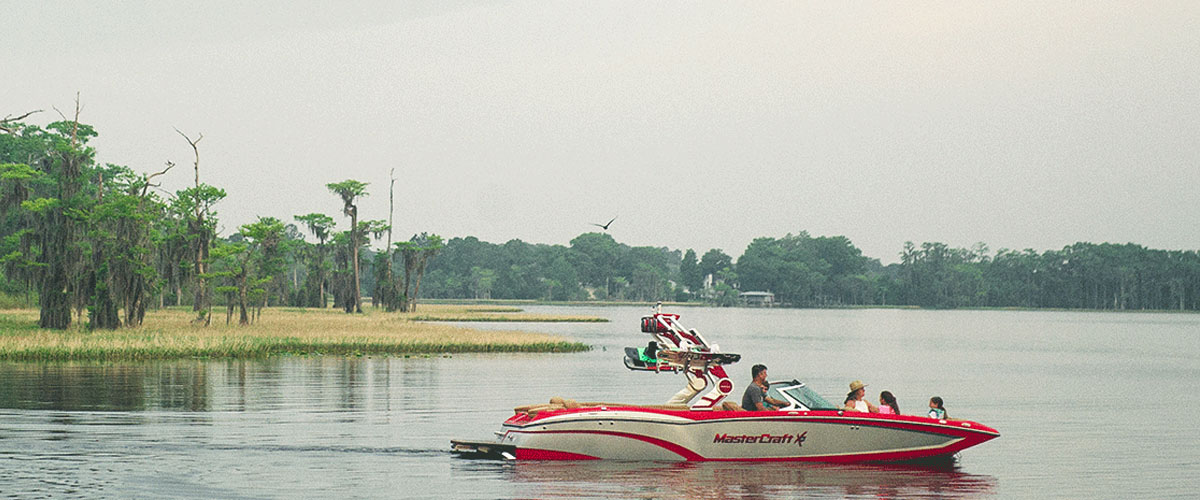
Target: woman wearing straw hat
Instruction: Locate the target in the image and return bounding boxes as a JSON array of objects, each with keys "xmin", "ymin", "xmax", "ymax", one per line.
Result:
[{"xmin": 844, "ymin": 380, "xmax": 879, "ymax": 413}]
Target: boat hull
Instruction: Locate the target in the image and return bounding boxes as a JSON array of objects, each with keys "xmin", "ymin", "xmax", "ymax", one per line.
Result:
[{"xmin": 500, "ymin": 408, "xmax": 998, "ymax": 463}]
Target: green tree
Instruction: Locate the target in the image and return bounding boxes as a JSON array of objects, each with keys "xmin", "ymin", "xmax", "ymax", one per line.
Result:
[
  {"xmin": 569, "ymin": 232, "xmax": 620, "ymax": 297},
  {"xmin": 239, "ymin": 216, "xmax": 285, "ymax": 323},
  {"xmin": 23, "ymin": 103, "xmax": 96, "ymax": 329},
  {"xmin": 395, "ymin": 232, "xmax": 442, "ymax": 311},
  {"xmin": 544, "ymin": 254, "xmax": 581, "ymax": 301},
  {"xmin": 207, "ymin": 240, "xmax": 247, "ymax": 325},
  {"xmin": 679, "ymin": 249, "xmax": 702, "ymax": 294},
  {"xmin": 326, "ymin": 179, "xmax": 368, "ymax": 313},
  {"xmin": 86, "ymin": 163, "xmax": 173, "ymax": 328},
  {"xmin": 469, "ymin": 265, "xmax": 495, "ymax": 299},
  {"xmin": 699, "ymin": 249, "xmax": 732, "ymax": 285},
  {"xmin": 173, "ymin": 183, "xmax": 225, "ymax": 323},
  {"xmin": 294, "ymin": 212, "xmax": 335, "ymax": 307}
]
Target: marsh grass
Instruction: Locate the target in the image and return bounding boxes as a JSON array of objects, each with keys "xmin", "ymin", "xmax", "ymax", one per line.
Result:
[
  {"xmin": 410, "ymin": 316, "xmax": 607, "ymax": 322},
  {"xmin": 0, "ymin": 306, "xmax": 590, "ymax": 361},
  {"xmin": 426, "ymin": 299, "xmax": 702, "ymax": 308},
  {"xmin": 410, "ymin": 314, "xmax": 607, "ymax": 322},
  {"xmin": 424, "ymin": 306, "xmax": 524, "ymax": 313},
  {"xmin": 403, "ymin": 304, "xmax": 607, "ymax": 322}
]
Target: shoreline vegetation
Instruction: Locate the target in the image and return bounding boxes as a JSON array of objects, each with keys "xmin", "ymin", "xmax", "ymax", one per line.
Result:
[
  {"xmin": 0, "ymin": 305, "xmax": 594, "ymax": 362},
  {"xmin": 429, "ymin": 298, "xmax": 1200, "ymax": 314},
  {"xmin": 425, "ymin": 299, "xmax": 706, "ymax": 308},
  {"xmin": 3, "ymin": 108, "xmax": 1196, "ymax": 352},
  {"xmin": 408, "ymin": 304, "xmax": 608, "ymax": 322}
]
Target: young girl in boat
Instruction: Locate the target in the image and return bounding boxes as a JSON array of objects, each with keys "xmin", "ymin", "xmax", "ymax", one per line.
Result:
[
  {"xmin": 928, "ymin": 396, "xmax": 947, "ymax": 419},
  {"xmin": 878, "ymin": 391, "xmax": 899, "ymax": 414}
]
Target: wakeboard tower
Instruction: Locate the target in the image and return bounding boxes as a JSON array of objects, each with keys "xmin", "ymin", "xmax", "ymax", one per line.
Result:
[{"xmin": 622, "ymin": 303, "xmax": 742, "ymax": 409}]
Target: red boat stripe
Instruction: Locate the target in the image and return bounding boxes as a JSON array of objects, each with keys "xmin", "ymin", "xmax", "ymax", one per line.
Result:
[
  {"xmin": 509, "ymin": 412, "xmax": 998, "ymax": 438},
  {"xmin": 512, "ymin": 429, "xmax": 983, "ymax": 462},
  {"xmin": 515, "ymin": 448, "xmax": 599, "ymax": 460},
  {"xmin": 520, "ymin": 430, "xmax": 705, "ymax": 460}
]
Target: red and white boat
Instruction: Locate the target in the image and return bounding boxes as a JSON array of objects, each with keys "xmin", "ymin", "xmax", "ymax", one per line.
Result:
[{"xmin": 452, "ymin": 305, "xmax": 999, "ymax": 464}]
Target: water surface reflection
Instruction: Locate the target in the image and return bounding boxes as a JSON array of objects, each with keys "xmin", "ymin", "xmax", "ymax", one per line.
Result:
[
  {"xmin": 456, "ymin": 460, "xmax": 996, "ymax": 500},
  {"xmin": 2, "ymin": 306, "xmax": 1197, "ymax": 498}
]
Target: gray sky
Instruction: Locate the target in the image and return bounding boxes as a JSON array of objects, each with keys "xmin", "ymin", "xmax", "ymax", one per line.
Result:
[{"xmin": 8, "ymin": 1, "xmax": 1199, "ymax": 263}]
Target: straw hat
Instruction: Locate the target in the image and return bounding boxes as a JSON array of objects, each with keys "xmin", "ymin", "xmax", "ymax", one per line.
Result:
[{"xmin": 849, "ymin": 380, "xmax": 867, "ymax": 392}]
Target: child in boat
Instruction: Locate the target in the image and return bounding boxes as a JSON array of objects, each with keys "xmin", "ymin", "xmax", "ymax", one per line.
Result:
[
  {"xmin": 878, "ymin": 391, "xmax": 899, "ymax": 415},
  {"xmin": 928, "ymin": 396, "xmax": 947, "ymax": 419}
]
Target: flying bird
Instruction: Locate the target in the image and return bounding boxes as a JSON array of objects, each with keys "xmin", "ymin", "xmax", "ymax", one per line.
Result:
[{"xmin": 591, "ymin": 216, "xmax": 617, "ymax": 231}]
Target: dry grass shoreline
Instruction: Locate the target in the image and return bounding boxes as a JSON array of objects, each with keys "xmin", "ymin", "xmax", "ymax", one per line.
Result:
[{"xmin": 0, "ymin": 305, "xmax": 594, "ymax": 361}]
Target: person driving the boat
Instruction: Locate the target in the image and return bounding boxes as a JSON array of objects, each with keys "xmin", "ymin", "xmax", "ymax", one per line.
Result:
[
  {"xmin": 742, "ymin": 364, "xmax": 788, "ymax": 411},
  {"xmin": 844, "ymin": 380, "xmax": 879, "ymax": 413}
]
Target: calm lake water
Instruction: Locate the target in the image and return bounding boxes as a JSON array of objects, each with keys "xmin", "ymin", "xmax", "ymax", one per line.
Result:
[{"xmin": 1, "ymin": 306, "xmax": 1197, "ymax": 499}]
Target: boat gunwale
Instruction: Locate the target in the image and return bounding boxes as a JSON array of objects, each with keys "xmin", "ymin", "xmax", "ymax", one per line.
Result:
[{"xmin": 504, "ymin": 406, "xmax": 1000, "ymax": 437}]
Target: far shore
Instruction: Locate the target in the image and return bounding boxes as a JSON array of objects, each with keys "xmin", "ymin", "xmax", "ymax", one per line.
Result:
[
  {"xmin": 0, "ymin": 305, "xmax": 593, "ymax": 362},
  {"xmin": 425, "ymin": 298, "xmax": 1200, "ymax": 314},
  {"xmin": 424, "ymin": 299, "xmax": 706, "ymax": 308}
]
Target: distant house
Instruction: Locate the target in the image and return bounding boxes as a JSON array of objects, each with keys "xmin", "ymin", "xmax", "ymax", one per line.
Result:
[{"xmin": 739, "ymin": 291, "xmax": 775, "ymax": 307}]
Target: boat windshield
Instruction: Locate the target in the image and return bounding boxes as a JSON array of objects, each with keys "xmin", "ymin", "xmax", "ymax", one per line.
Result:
[{"xmin": 768, "ymin": 383, "xmax": 839, "ymax": 411}]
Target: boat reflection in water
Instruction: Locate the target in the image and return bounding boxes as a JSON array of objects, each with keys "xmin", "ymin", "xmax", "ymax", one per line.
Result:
[{"xmin": 454, "ymin": 460, "xmax": 997, "ymax": 500}]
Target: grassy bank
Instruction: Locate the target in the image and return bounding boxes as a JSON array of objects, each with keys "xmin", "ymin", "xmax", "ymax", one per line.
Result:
[
  {"xmin": 0, "ymin": 306, "xmax": 591, "ymax": 361},
  {"xmin": 411, "ymin": 315, "xmax": 608, "ymax": 322},
  {"xmin": 425, "ymin": 299, "xmax": 703, "ymax": 308},
  {"xmin": 401, "ymin": 304, "xmax": 608, "ymax": 322}
]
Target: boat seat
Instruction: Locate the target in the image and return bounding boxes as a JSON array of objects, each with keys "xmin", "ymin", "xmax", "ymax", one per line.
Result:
[
  {"xmin": 517, "ymin": 398, "xmax": 692, "ymax": 416},
  {"xmin": 513, "ymin": 403, "xmax": 563, "ymax": 416},
  {"xmin": 721, "ymin": 401, "xmax": 745, "ymax": 412}
]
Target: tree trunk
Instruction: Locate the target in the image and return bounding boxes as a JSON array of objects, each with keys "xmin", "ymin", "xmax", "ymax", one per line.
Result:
[
  {"xmin": 351, "ymin": 242, "xmax": 361, "ymax": 313},
  {"xmin": 39, "ymin": 277, "xmax": 71, "ymax": 328},
  {"xmin": 399, "ymin": 271, "xmax": 411, "ymax": 312},
  {"xmin": 38, "ymin": 220, "xmax": 72, "ymax": 329},
  {"xmin": 193, "ymin": 230, "xmax": 209, "ymax": 313},
  {"xmin": 348, "ymin": 207, "xmax": 362, "ymax": 313},
  {"xmin": 238, "ymin": 270, "xmax": 250, "ymax": 326},
  {"xmin": 410, "ymin": 268, "xmax": 425, "ymax": 312},
  {"xmin": 124, "ymin": 278, "xmax": 145, "ymax": 327}
]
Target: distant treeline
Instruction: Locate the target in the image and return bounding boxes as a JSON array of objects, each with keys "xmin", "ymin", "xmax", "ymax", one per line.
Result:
[
  {"xmin": 2, "ymin": 106, "xmax": 1197, "ymax": 334},
  {"xmin": 417, "ymin": 234, "xmax": 1200, "ymax": 311}
]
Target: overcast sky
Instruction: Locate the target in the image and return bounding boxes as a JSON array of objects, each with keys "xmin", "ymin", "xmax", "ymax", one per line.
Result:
[{"xmin": 8, "ymin": 1, "xmax": 1198, "ymax": 263}]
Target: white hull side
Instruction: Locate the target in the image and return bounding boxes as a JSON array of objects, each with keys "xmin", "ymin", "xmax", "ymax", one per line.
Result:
[{"xmin": 504, "ymin": 410, "xmax": 991, "ymax": 461}]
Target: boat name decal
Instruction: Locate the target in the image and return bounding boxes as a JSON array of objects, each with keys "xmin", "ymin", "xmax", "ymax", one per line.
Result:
[{"xmin": 713, "ymin": 431, "xmax": 807, "ymax": 447}]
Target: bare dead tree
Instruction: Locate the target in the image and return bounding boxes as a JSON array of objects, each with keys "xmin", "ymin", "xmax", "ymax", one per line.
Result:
[
  {"xmin": 142, "ymin": 161, "xmax": 175, "ymax": 195},
  {"xmin": 174, "ymin": 128, "xmax": 203, "ymax": 188},
  {"xmin": 375, "ymin": 169, "xmax": 399, "ymax": 310},
  {"xmin": 0, "ymin": 110, "xmax": 41, "ymax": 134},
  {"xmin": 175, "ymin": 128, "xmax": 212, "ymax": 325},
  {"xmin": 387, "ymin": 168, "xmax": 395, "ymax": 249}
]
